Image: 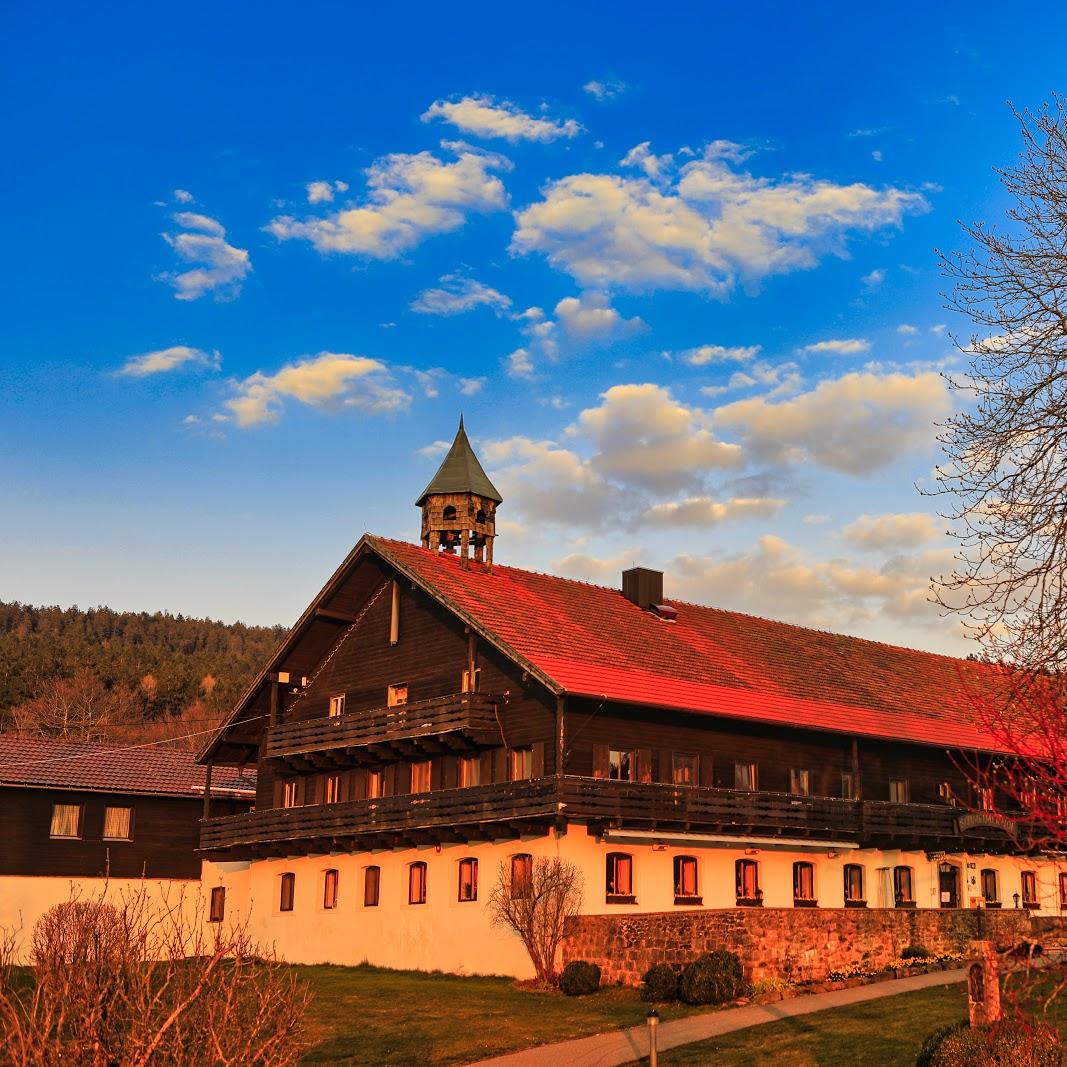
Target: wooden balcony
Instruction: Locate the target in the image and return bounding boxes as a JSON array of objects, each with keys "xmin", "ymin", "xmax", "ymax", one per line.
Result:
[
  {"xmin": 265, "ymin": 692, "xmax": 502, "ymax": 770},
  {"xmin": 200, "ymin": 777, "xmax": 558, "ymax": 858}
]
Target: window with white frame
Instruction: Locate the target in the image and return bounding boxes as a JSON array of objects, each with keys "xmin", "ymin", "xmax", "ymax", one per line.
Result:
[
  {"xmin": 981, "ymin": 868, "xmax": 999, "ymax": 906},
  {"xmin": 462, "ymin": 667, "xmax": 481, "ymax": 693},
  {"xmin": 844, "ymin": 863, "xmax": 866, "ymax": 905},
  {"xmin": 793, "ymin": 861, "xmax": 815, "ymax": 904},
  {"xmin": 606, "ymin": 852, "xmax": 634, "ymax": 901},
  {"xmin": 323, "ymin": 869, "xmax": 339, "ymax": 910},
  {"xmin": 364, "ymin": 866, "xmax": 380, "ymax": 907},
  {"xmin": 458, "ymin": 857, "xmax": 478, "ymax": 902},
  {"xmin": 893, "ymin": 865, "xmax": 915, "ymax": 906},
  {"xmin": 736, "ymin": 859, "xmax": 761, "ymax": 904},
  {"xmin": 409, "ymin": 861, "xmax": 427, "ymax": 904},
  {"xmin": 329, "ymin": 694, "xmax": 345, "ymax": 717},
  {"xmin": 608, "ymin": 749, "xmax": 635, "ymax": 781},
  {"xmin": 673, "ymin": 855, "xmax": 699, "ymax": 902},
  {"xmin": 280, "ymin": 872, "xmax": 295, "ymax": 912}
]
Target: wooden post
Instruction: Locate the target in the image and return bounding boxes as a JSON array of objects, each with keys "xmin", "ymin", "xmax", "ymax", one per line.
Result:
[
  {"xmin": 851, "ymin": 738, "xmax": 862, "ymax": 799},
  {"xmin": 555, "ymin": 694, "xmax": 566, "ymax": 778},
  {"xmin": 467, "ymin": 630, "xmax": 478, "ymax": 693},
  {"xmin": 389, "ymin": 580, "xmax": 400, "ymax": 645},
  {"xmin": 486, "ymin": 535, "xmax": 494, "ymax": 574},
  {"xmin": 269, "ymin": 678, "xmax": 280, "ymax": 728},
  {"xmin": 967, "ymin": 940, "xmax": 1002, "ymax": 1026},
  {"xmin": 203, "ymin": 760, "xmax": 213, "ymax": 821},
  {"xmin": 460, "ymin": 527, "xmax": 470, "ymax": 569}
]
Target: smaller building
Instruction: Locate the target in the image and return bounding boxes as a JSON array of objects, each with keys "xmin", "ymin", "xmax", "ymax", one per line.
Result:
[{"xmin": 0, "ymin": 734, "xmax": 255, "ymax": 957}]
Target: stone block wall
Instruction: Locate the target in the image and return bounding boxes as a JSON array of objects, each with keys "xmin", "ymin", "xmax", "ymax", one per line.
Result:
[{"xmin": 562, "ymin": 907, "xmax": 1033, "ymax": 985}]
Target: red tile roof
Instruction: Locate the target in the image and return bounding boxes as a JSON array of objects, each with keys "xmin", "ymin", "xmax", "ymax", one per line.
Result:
[
  {"xmin": 370, "ymin": 536, "xmax": 1002, "ymax": 753},
  {"xmin": 0, "ymin": 736, "xmax": 257, "ymax": 797}
]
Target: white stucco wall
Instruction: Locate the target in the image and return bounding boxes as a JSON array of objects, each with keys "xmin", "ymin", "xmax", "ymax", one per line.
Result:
[{"xmin": 200, "ymin": 829, "xmax": 1067, "ymax": 978}]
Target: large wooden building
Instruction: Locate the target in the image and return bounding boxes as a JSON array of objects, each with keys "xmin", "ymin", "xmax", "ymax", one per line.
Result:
[{"xmin": 198, "ymin": 421, "xmax": 1067, "ymax": 977}]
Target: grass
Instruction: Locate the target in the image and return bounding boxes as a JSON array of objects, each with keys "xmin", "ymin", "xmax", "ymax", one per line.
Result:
[{"xmin": 297, "ymin": 963, "xmax": 701, "ymax": 1065}]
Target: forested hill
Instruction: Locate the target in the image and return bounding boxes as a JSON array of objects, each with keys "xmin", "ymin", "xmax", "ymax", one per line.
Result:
[{"xmin": 0, "ymin": 601, "xmax": 286, "ymax": 723}]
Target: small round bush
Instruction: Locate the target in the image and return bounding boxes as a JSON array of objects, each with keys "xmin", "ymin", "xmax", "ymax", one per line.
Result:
[
  {"xmin": 901, "ymin": 944, "xmax": 933, "ymax": 960},
  {"xmin": 642, "ymin": 963, "xmax": 680, "ymax": 1002},
  {"xmin": 679, "ymin": 950, "xmax": 746, "ymax": 1006},
  {"xmin": 917, "ymin": 1018, "xmax": 1062, "ymax": 1067},
  {"xmin": 559, "ymin": 960, "xmax": 601, "ymax": 996}
]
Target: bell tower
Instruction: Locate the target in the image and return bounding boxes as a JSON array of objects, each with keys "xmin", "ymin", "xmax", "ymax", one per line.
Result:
[{"xmin": 416, "ymin": 417, "xmax": 503, "ymax": 571}]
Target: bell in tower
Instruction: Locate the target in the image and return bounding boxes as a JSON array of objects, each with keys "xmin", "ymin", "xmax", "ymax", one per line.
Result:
[{"xmin": 416, "ymin": 417, "xmax": 503, "ymax": 572}]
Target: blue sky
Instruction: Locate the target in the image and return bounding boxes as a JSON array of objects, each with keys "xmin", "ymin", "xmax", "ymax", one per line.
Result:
[{"xmin": 2, "ymin": 2, "xmax": 1064, "ymax": 654}]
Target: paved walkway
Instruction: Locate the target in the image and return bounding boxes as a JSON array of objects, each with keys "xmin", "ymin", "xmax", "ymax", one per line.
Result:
[{"xmin": 470, "ymin": 968, "xmax": 966, "ymax": 1067}]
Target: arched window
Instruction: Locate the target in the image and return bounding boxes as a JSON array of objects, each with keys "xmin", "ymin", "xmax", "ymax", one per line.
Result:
[
  {"xmin": 674, "ymin": 855, "xmax": 699, "ymax": 903},
  {"xmin": 793, "ymin": 861, "xmax": 816, "ymax": 906},
  {"xmin": 323, "ymin": 868, "xmax": 339, "ymax": 910},
  {"xmin": 364, "ymin": 865, "xmax": 380, "ymax": 907},
  {"xmin": 443, "ymin": 505, "xmax": 457, "ymax": 521},
  {"xmin": 981, "ymin": 868, "xmax": 1000, "ymax": 907},
  {"xmin": 1021, "ymin": 869, "xmax": 1038, "ymax": 908},
  {"xmin": 476, "ymin": 509, "xmax": 487, "ymax": 524},
  {"xmin": 409, "ymin": 861, "xmax": 427, "ymax": 905},
  {"xmin": 893, "ymin": 865, "xmax": 915, "ymax": 907},
  {"xmin": 279, "ymin": 872, "xmax": 295, "ymax": 912},
  {"xmin": 606, "ymin": 852, "xmax": 634, "ymax": 901},
  {"xmin": 458, "ymin": 857, "xmax": 478, "ymax": 902},
  {"xmin": 735, "ymin": 859, "xmax": 761, "ymax": 905},
  {"xmin": 510, "ymin": 853, "xmax": 533, "ymax": 899},
  {"xmin": 844, "ymin": 864, "xmax": 866, "ymax": 906}
]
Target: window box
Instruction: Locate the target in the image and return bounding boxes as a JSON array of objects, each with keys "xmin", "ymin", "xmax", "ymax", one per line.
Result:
[
  {"xmin": 1023, "ymin": 901, "xmax": 1040, "ymax": 911},
  {"xmin": 673, "ymin": 895, "xmax": 702, "ymax": 906},
  {"xmin": 606, "ymin": 894, "xmax": 637, "ymax": 905},
  {"xmin": 736, "ymin": 896, "xmax": 763, "ymax": 908},
  {"xmin": 985, "ymin": 900, "xmax": 1002, "ymax": 909},
  {"xmin": 894, "ymin": 900, "xmax": 917, "ymax": 909},
  {"xmin": 844, "ymin": 899, "xmax": 867, "ymax": 908},
  {"xmin": 793, "ymin": 898, "xmax": 819, "ymax": 908}
]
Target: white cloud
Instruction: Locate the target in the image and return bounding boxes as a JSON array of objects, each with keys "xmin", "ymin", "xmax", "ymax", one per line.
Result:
[
  {"xmin": 682, "ymin": 343, "xmax": 761, "ymax": 366},
  {"xmin": 512, "ymin": 142, "xmax": 929, "ymax": 294},
  {"xmin": 706, "ymin": 360, "xmax": 802, "ymax": 398},
  {"xmin": 582, "ymin": 79, "xmax": 627, "ymax": 102},
  {"xmin": 553, "ymin": 291, "xmax": 645, "ymax": 340},
  {"xmin": 223, "ymin": 352, "xmax": 410, "ymax": 428},
  {"xmin": 842, "ymin": 511, "xmax": 941, "ymax": 550},
  {"xmin": 174, "ymin": 189, "xmax": 193, "ymax": 203},
  {"xmin": 421, "ymin": 95, "xmax": 582, "ymax": 143},
  {"xmin": 871, "ymin": 150, "xmax": 883, "ymax": 163},
  {"xmin": 798, "ymin": 338, "xmax": 871, "ymax": 356},
  {"xmin": 458, "ymin": 377, "xmax": 486, "ymax": 396},
  {"xmin": 643, "ymin": 495, "xmax": 784, "ymax": 526},
  {"xmin": 160, "ymin": 212, "xmax": 251, "ymax": 301},
  {"xmin": 411, "ymin": 274, "xmax": 512, "ymax": 316},
  {"xmin": 620, "ymin": 142, "xmax": 674, "ymax": 184},
  {"xmin": 266, "ymin": 143, "xmax": 510, "ymax": 259},
  {"xmin": 417, "ymin": 439, "xmax": 451, "ymax": 460},
  {"xmin": 897, "ymin": 324, "xmax": 920, "ymax": 336},
  {"xmin": 712, "ymin": 370, "xmax": 950, "ymax": 475},
  {"xmin": 505, "ymin": 348, "xmax": 536, "ymax": 379},
  {"xmin": 306, "ymin": 179, "xmax": 349, "ymax": 204},
  {"xmin": 861, "ymin": 268, "xmax": 886, "ymax": 290},
  {"xmin": 117, "ymin": 345, "xmax": 220, "ymax": 378}
]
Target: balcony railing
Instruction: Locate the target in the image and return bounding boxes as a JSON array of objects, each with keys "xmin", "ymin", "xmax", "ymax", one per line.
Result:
[
  {"xmin": 200, "ymin": 775, "xmax": 1026, "ymax": 856},
  {"xmin": 265, "ymin": 692, "xmax": 502, "ymax": 766}
]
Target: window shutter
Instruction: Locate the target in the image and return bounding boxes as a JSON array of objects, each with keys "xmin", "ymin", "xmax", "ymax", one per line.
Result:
[
  {"xmin": 273, "ymin": 780, "xmax": 284, "ymax": 808},
  {"xmin": 479, "ymin": 750, "xmax": 494, "ymax": 785},
  {"xmin": 531, "ymin": 741, "xmax": 545, "ymax": 778},
  {"xmin": 492, "ymin": 747, "xmax": 508, "ymax": 784},
  {"xmin": 296, "ymin": 777, "xmax": 307, "ymax": 806},
  {"xmin": 431, "ymin": 757, "xmax": 444, "ymax": 791},
  {"xmin": 383, "ymin": 764, "xmax": 399, "ymax": 797},
  {"xmin": 635, "ymin": 749, "xmax": 653, "ymax": 783},
  {"xmin": 592, "ymin": 743, "xmax": 610, "ymax": 780},
  {"xmin": 699, "ymin": 754, "xmax": 715, "ymax": 788},
  {"xmin": 658, "ymin": 750, "xmax": 673, "ymax": 783},
  {"xmin": 352, "ymin": 769, "xmax": 368, "ymax": 801}
]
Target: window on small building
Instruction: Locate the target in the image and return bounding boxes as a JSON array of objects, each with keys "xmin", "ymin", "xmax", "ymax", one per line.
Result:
[
  {"xmin": 367, "ymin": 770, "xmax": 383, "ymax": 799},
  {"xmin": 388, "ymin": 683, "xmax": 409, "ymax": 707},
  {"xmin": 509, "ymin": 747, "xmax": 533, "ymax": 781},
  {"xmin": 1059, "ymin": 873, "xmax": 1067, "ymax": 910},
  {"xmin": 889, "ymin": 779, "xmax": 910, "ymax": 803},
  {"xmin": 793, "ymin": 861, "xmax": 816, "ymax": 904},
  {"xmin": 734, "ymin": 762, "xmax": 758, "ymax": 791},
  {"xmin": 329, "ymin": 694, "xmax": 345, "ymax": 717},
  {"xmin": 49, "ymin": 803, "xmax": 82, "ymax": 839},
  {"xmin": 606, "ymin": 852, "xmax": 634, "ymax": 901},
  {"xmin": 409, "ymin": 862, "xmax": 427, "ymax": 905},
  {"xmin": 102, "ymin": 805, "xmax": 133, "ymax": 841},
  {"xmin": 790, "ymin": 769, "xmax": 811, "ymax": 796},
  {"xmin": 458, "ymin": 857, "xmax": 478, "ymax": 902},
  {"xmin": 511, "ymin": 853, "xmax": 533, "ymax": 898},
  {"xmin": 1021, "ymin": 870, "xmax": 1039, "ymax": 908},
  {"xmin": 841, "ymin": 772, "xmax": 857, "ymax": 800},
  {"xmin": 893, "ymin": 865, "xmax": 915, "ymax": 906},
  {"xmin": 672, "ymin": 752, "xmax": 698, "ymax": 786},
  {"xmin": 609, "ymin": 749, "xmax": 635, "ymax": 782},
  {"xmin": 282, "ymin": 780, "xmax": 299, "ymax": 808},
  {"xmin": 938, "ymin": 781, "xmax": 955, "ymax": 803},
  {"xmin": 736, "ymin": 859, "xmax": 761, "ymax": 905},
  {"xmin": 458, "ymin": 756, "xmax": 480, "ymax": 788},
  {"xmin": 844, "ymin": 864, "xmax": 866, "ymax": 906},
  {"xmin": 324, "ymin": 774, "xmax": 342, "ymax": 804},
  {"xmin": 364, "ymin": 866, "xmax": 380, "ymax": 907},
  {"xmin": 674, "ymin": 855, "xmax": 699, "ymax": 903},
  {"xmin": 443, "ymin": 504, "xmax": 457, "ymax": 521},
  {"xmin": 280, "ymin": 872, "xmax": 296, "ymax": 913},
  {"xmin": 323, "ymin": 869, "xmax": 339, "ymax": 910},
  {"xmin": 462, "ymin": 667, "xmax": 481, "ymax": 693},
  {"xmin": 208, "ymin": 886, "xmax": 225, "ymax": 923},
  {"xmin": 981, "ymin": 868, "xmax": 1000, "ymax": 906},
  {"xmin": 411, "ymin": 760, "xmax": 432, "ymax": 794},
  {"xmin": 977, "ymin": 786, "xmax": 995, "ymax": 812}
]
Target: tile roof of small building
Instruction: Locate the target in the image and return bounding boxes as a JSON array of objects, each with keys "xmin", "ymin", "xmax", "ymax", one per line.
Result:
[
  {"xmin": 0, "ymin": 735, "xmax": 257, "ymax": 797},
  {"xmin": 415, "ymin": 418, "xmax": 503, "ymax": 506},
  {"xmin": 369, "ymin": 536, "xmax": 1003, "ymax": 753}
]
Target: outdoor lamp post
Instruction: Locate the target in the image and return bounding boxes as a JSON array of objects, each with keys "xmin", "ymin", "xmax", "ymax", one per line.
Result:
[
  {"xmin": 1013, "ymin": 892, "xmax": 1021, "ymax": 909},
  {"xmin": 647, "ymin": 1009, "xmax": 659, "ymax": 1067}
]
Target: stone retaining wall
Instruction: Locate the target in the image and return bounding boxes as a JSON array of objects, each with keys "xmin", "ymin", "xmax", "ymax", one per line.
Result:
[{"xmin": 562, "ymin": 907, "xmax": 1034, "ymax": 985}]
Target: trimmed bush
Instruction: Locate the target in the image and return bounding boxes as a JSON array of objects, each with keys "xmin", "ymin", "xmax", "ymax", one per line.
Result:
[
  {"xmin": 679, "ymin": 950, "xmax": 746, "ymax": 1006},
  {"xmin": 559, "ymin": 960, "xmax": 601, "ymax": 997},
  {"xmin": 901, "ymin": 944, "xmax": 933, "ymax": 960},
  {"xmin": 917, "ymin": 1018, "xmax": 1062, "ymax": 1067},
  {"xmin": 642, "ymin": 963, "xmax": 680, "ymax": 1002}
]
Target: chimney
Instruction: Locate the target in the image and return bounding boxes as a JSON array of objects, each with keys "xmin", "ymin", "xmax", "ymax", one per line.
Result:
[{"xmin": 622, "ymin": 566, "xmax": 664, "ymax": 610}]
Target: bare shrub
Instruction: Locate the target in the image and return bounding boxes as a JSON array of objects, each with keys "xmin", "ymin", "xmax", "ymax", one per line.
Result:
[
  {"xmin": 0, "ymin": 887, "xmax": 311, "ymax": 1066},
  {"xmin": 487, "ymin": 856, "xmax": 583, "ymax": 986}
]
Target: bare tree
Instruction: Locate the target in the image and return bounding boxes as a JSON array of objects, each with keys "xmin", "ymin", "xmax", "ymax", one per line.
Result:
[
  {"xmin": 488, "ymin": 856, "xmax": 583, "ymax": 986},
  {"xmin": 933, "ymin": 96, "xmax": 1067, "ymax": 672},
  {"xmin": 8, "ymin": 670, "xmax": 142, "ymax": 743},
  {"xmin": 0, "ymin": 887, "xmax": 312, "ymax": 1066}
]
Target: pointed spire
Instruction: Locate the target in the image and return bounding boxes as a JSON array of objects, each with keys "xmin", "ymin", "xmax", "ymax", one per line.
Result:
[{"xmin": 416, "ymin": 418, "xmax": 503, "ymax": 506}]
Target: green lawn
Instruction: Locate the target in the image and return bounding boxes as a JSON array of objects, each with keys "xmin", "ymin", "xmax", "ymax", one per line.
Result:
[{"xmin": 297, "ymin": 964, "xmax": 700, "ymax": 1065}]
